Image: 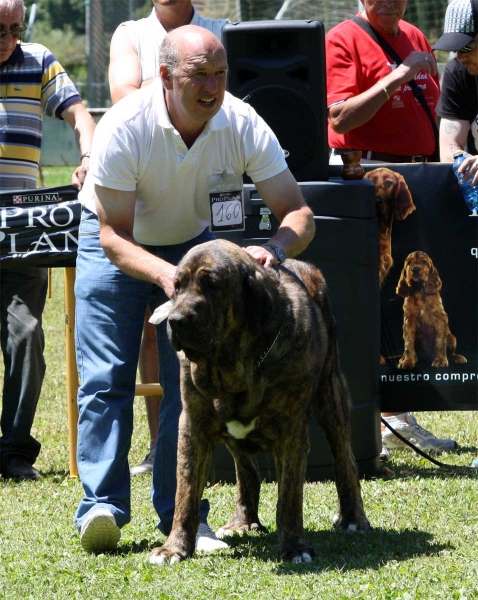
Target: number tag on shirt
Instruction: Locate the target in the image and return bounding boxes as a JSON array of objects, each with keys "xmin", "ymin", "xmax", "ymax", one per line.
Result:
[{"xmin": 209, "ymin": 173, "xmax": 245, "ymax": 233}]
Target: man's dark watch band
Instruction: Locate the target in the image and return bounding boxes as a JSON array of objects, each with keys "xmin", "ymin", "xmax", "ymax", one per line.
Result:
[{"xmin": 262, "ymin": 243, "xmax": 286, "ymax": 264}]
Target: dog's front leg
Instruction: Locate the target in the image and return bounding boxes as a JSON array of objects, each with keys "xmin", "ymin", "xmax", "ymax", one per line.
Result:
[
  {"xmin": 431, "ymin": 321, "xmax": 449, "ymax": 367},
  {"xmin": 398, "ymin": 313, "xmax": 418, "ymax": 369},
  {"xmin": 274, "ymin": 417, "xmax": 316, "ymax": 563},
  {"xmin": 216, "ymin": 443, "xmax": 266, "ymax": 539},
  {"xmin": 149, "ymin": 411, "xmax": 213, "ymax": 565}
]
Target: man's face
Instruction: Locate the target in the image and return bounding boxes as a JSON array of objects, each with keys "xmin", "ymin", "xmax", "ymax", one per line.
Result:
[
  {"xmin": 166, "ymin": 41, "xmax": 227, "ymax": 133},
  {"xmin": 0, "ymin": 4, "xmax": 24, "ymax": 64},
  {"xmin": 361, "ymin": 0, "xmax": 408, "ymax": 34},
  {"xmin": 456, "ymin": 36, "xmax": 478, "ymax": 76}
]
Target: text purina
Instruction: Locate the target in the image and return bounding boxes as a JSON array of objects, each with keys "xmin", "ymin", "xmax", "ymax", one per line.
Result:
[{"xmin": 14, "ymin": 193, "xmax": 61, "ymax": 203}]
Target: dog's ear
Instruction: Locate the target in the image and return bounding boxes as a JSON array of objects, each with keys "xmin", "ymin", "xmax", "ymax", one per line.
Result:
[
  {"xmin": 393, "ymin": 173, "xmax": 416, "ymax": 220},
  {"xmin": 424, "ymin": 262, "xmax": 442, "ymax": 295},
  {"xmin": 242, "ymin": 268, "xmax": 274, "ymax": 336},
  {"xmin": 396, "ymin": 264, "xmax": 411, "ymax": 297}
]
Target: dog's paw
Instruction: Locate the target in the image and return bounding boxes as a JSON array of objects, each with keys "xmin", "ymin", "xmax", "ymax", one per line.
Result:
[
  {"xmin": 216, "ymin": 522, "xmax": 265, "ymax": 539},
  {"xmin": 281, "ymin": 546, "xmax": 317, "ymax": 564},
  {"xmin": 216, "ymin": 526, "xmax": 245, "ymax": 539},
  {"xmin": 431, "ymin": 357, "xmax": 448, "ymax": 367},
  {"xmin": 333, "ymin": 513, "xmax": 371, "ymax": 532},
  {"xmin": 291, "ymin": 551, "xmax": 314, "ymax": 564},
  {"xmin": 397, "ymin": 357, "xmax": 416, "ymax": 369},
  {"xmin": 148, "ymin": 546, "xmax": 188, "ymax": 566}
]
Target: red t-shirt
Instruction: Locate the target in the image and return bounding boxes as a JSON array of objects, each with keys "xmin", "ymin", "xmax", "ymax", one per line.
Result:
[{"xmin": 326, "ymin": 16, "xmax": 440, "ymax": 156}]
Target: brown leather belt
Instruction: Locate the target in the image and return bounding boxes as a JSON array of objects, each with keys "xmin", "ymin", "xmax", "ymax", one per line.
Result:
[{"xmin": 333, "ymin": 149, "xmax": 430, "ymax": 163}]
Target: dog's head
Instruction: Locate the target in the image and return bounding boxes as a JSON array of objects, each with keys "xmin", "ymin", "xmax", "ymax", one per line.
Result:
[
  {"xmin": 167, "ymin": 239, "xmax": 275, "ymax": 362},
  {"xmin": 396, "ymin": 250, "xmax": 442, "ymax": 297},
  {"xmin": 365, "ymin": 168, "xmax": 416, "ymax": 222}
]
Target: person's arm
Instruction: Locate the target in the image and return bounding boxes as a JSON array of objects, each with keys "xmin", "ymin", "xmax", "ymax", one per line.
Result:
[
  {"xmin": 61, "ymin": 102, "xmax": 96, "ymax": 190},
  {"xmin": 329, "ymin": 51, "xmax": 436, "ymax": 134},
  {"xmin": 244, "ymin": 168, "xmax": 315, "ymax": 268},
  {"xmin": 109, "ymin": 25, "xmax": 155, "ymax": 104},
  {"xmin": 95, "ymin": 184, "xmax": 177, "ymax": 297},
  {"xmin": 439, "ymin": 118, "xmax": 470, "ymax": 162}
]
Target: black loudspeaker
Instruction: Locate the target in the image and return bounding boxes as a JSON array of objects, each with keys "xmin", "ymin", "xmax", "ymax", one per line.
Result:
[{"xmin": 223, "ymin": 20, "xmax": 329, "ymax": 182}]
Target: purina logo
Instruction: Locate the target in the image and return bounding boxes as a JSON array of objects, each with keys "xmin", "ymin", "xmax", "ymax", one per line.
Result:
[{"xmin": 12, "ymin": 192, "xmax": 61, "ymax": 204}]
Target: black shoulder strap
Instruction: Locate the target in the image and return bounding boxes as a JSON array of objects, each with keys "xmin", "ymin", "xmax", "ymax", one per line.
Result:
[{"xmin": 351, "ymin": 15, "xmax": 439, "ymax": 160}]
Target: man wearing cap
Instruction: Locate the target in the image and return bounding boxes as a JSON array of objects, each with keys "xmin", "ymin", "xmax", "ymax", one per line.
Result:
[{"xmin": 434, "ymin": 0, "xmax": 478, "ymax": 187}]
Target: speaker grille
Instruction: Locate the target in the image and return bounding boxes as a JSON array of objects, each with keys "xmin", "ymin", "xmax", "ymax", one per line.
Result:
[{"xmin": 244, "ymin": 86, "xmax": 318, "ymax": 174}]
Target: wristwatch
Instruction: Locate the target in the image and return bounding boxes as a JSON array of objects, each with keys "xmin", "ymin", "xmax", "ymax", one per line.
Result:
[{"xmin": 262, "ymin": 243, "xmax": 286, "ymax": 265}]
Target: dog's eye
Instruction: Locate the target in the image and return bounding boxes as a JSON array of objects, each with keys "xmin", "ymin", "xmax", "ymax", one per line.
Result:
[
  {"xmin": 385, "ymin": 180, "xmax": 393, "ymax": 188},
  {"xmin": 201, "ymin": 276, "xmax": 219, "ymax": 292}
]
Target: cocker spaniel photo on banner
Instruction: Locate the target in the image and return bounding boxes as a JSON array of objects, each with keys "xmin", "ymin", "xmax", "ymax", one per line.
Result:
[{"xmin": 363, "ymin": 164, "xmax": 477, "ymax": 412}]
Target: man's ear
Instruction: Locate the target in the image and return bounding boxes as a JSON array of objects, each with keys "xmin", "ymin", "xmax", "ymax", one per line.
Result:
[{"xmin": 159, "ymin": 64, "xmax": 173, "ymax": 90}]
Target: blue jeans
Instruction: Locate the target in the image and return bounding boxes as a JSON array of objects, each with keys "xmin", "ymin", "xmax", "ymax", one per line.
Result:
[
  {"xmin": 74, "ymin": 209, "xmax": 214, "ymax": 532},
  {"xmin": 0, "ymin": 267, "xmax": 47, "ymax": 464}
]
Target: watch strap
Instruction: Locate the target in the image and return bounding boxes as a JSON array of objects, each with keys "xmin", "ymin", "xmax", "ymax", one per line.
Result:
[{"xmin": 262, "ymin": 243, "xmax": 286, "ymax": 264}]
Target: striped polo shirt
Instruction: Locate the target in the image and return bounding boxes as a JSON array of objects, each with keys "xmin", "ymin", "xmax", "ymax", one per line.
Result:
[{"xmin": 0, "ymin": 42, "xmax": 81, "ymax": 190}]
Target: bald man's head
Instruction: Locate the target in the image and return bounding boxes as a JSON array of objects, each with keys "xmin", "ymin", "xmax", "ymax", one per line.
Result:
[
  {"xmin": 158, "ymin": 25, "xmax": 228, "ymax": 141},
  {"xmin": 159, "ymin": 25, "xmax": 226, "ymax": 76}
]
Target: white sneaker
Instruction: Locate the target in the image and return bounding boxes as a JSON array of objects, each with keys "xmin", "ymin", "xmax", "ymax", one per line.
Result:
[
  {"xmin": 382, "ymin": 413, "xmax": 457, "ymax": 453},
  {"xmin": 130, "ymin": 449, "xmax": 155, "ymax": 476},
  {"xmin": 195, "ymin": 523, "xmax": 229, "ymax": 552},
  {"xmin": 80, "ymin": 509, "xmax": 120, "ymax": 554}
]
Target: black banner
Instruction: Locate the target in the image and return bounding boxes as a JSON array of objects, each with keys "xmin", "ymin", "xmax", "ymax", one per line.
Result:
[
  {"xmin": 362, "ymin": 164, "xmax": 478, "ymax": 411},
  {"xmin": 0, "ymin": 185, "xmax": 80, "ymax": 269}
]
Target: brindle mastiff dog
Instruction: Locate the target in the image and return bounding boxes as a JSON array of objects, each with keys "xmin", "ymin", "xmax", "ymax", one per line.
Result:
[{"xmin": 149, "ymin": 239, "xmax": 370, "ymax": 565}]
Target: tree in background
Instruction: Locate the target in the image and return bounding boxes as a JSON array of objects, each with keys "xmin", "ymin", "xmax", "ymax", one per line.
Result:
[{"xmin": 24, "ymin": 0, "xmax": 87, "ymax": 84}]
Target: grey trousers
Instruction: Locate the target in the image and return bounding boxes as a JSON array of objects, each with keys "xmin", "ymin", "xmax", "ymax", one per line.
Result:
[{"xmin": 1, "ymin": 267, "xmax": 48, "ymax": 464}]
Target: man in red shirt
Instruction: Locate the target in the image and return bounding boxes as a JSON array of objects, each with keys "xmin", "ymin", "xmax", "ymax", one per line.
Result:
[
  {"xmin": 326, "ymin": 0, "xmax": 440, "ymax": 164},
  {"xmin": 326, "ymin": 0, "xmax": 456, "ymax": 459}
]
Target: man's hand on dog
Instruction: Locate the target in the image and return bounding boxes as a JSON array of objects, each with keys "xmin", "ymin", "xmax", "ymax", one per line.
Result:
[{"xmin": 244, "ymin": 245, "xmax": 277, "ymax": 268}]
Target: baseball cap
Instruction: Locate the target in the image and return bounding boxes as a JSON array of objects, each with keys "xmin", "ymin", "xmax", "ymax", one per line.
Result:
[{"xmin": 432, "ymin": 0, "xmax": 477, "ymax": 52}]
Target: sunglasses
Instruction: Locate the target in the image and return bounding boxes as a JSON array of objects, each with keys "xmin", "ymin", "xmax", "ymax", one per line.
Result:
[
  {"xmin": 0, "ymin": 25, "xmax": 27, "ymax": 39},
  {"xmin": 458, "ymin": 41, "xmax": 478, "ymax": 54}
]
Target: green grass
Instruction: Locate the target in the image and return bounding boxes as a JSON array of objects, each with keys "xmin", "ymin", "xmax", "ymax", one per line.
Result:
[
  {"xmin": 1, "ymin": 168, "xmax": 477, "ymax": 599},
  {"xmin": 38, "ymin": 166, "xmax": 77, "ymax": 188}
]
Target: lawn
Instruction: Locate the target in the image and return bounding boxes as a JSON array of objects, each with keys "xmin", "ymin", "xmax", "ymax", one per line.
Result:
[{"xmin": 0, "ymin": 167, "xmax": 477, "ymax": 599}]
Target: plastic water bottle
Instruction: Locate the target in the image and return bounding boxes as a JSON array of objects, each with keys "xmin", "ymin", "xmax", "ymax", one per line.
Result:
[{"xmin": 453, "ymin": 151, "xmax": 478, "ymax": 217}]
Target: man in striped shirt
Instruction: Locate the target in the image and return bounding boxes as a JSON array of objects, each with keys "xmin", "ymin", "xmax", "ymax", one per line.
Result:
[{"xmin": 0, "ymin": 0, "xmax": 95, "ymax": 481}]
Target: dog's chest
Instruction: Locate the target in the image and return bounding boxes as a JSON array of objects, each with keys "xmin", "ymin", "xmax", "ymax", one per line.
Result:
[{"xmin": 225, "ymin": 418, "xmax": 258, "ymax": 440}]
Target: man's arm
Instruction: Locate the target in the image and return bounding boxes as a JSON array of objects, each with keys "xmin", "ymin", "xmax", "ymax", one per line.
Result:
[
  {"xmin": 439, "ymin": 117, "xmax": 470, "ymax": 162},
  {"xmin": 109, "ymin": 25, "xmax": 155, "ymax": 104},
  {"xmin": 95, "ymin": 185, "xmax": 177, "ymax": 297},
  {"xmin": 244, "ymin": 168, "xmax": 315, "ymax": 267},
  {"xmin": 329, "ymin": 52, "xmax": 435, "ymax": 134},
  {"xmin": 61, "ymin": 102, "xmax": 96, "ymax": 190}
]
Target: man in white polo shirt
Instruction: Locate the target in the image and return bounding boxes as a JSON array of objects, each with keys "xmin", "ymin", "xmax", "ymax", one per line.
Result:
[
  {"xmin": 108, "ymin": 0, "xmax": 228, "ymax": 479},
  {"xmin": 74, "ymin": 25, "xmax": 315, "ymax": 557}
]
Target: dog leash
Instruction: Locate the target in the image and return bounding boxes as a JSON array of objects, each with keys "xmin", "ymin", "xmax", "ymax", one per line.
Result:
[
  {"xmin": 381, "ymin": 417, "xmax": 478, "ymax": 474},
  {"xmin": 256, "ymin": 326, "xmax": 283, "ymax": 369}
]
